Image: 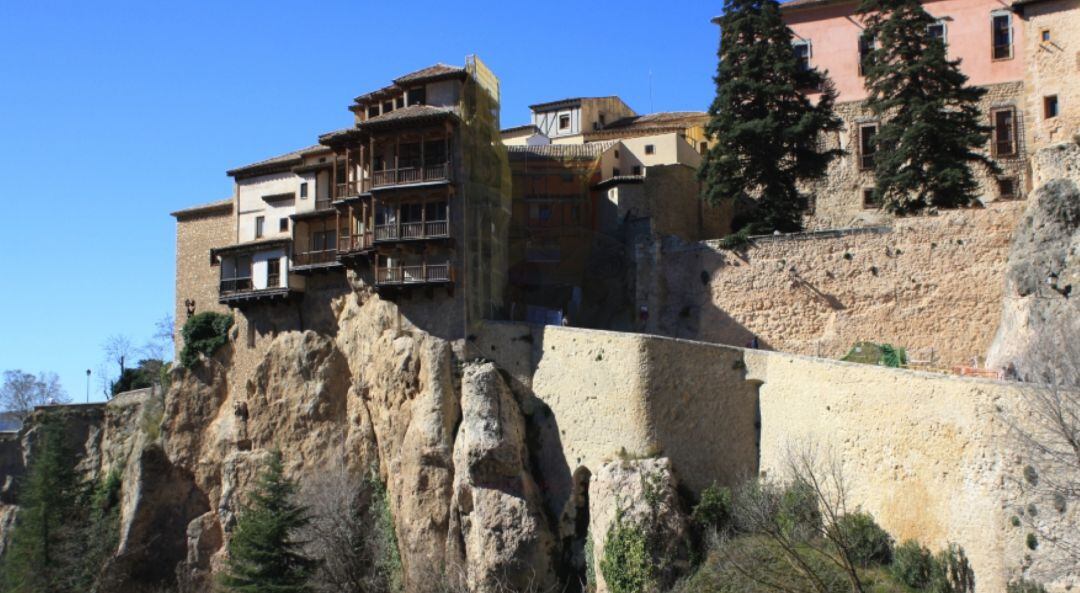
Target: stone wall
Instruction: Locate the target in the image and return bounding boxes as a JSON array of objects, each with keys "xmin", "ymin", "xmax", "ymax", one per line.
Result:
[
  {"xmin": 173, "ymin": 201, "xmax": 234, "ymax": 353},
  {"xmin": 476, "ymin": 322, "xmax": 1076, "ymax": 592},
  {"xmin": 804, "ymin": 82, "xmax": 1029, "ymax": 230},
  {"xmin": 1023, "ymin": 0, "xmax": 1080, "ymax": 151},
  {"xmin": 641, "ymin": 201, "xmax": 1026, "ymax": 369}
]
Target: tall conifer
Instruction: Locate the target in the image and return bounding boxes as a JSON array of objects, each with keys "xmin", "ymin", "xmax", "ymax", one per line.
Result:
[
  {"xmin": 701, "ymin": 0, "xmax": 843, "ymax": 233},
  {"xmin": 858, "ymin": 0, "xmax": 999, "ymax": 213},
  {"xmin": 219, "ymin": 450, "xmax": 317, "ymax": 593}
]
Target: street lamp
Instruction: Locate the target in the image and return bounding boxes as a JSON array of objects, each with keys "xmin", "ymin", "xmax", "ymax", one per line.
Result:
[{"xmin": 85, "ymin": 369, "xmax": 91, "ymax": 403}]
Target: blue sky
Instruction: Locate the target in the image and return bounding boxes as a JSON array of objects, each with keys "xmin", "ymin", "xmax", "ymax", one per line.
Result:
[{"xmin": 0, "ymin": 0, "xmax": 721, "ymax": 402}]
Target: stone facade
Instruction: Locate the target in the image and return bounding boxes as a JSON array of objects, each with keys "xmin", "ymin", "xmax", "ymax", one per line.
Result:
[
  {"xmin": 804, "ymin": 82, "xmax": 1029, "ymax": 230},
  {"xmin": 640, "ymin": 201, "xmax": 1025, "ymax": 369},
  {"xmin": 1022, "ymin": 0, "xmax": 1080, "ymax": 151},
  {"xmin": 172, "ymin": 200, "xmax": 234, "ymax": 352},
  {"xmin": 477, "ymin": 322, "xmax": 1078, "ymax": 592}
]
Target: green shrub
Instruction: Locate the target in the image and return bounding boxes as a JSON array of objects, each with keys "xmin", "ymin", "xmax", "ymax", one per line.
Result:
[
  {"xmin": 180, "ymin": 312, "xmax": 233, "ymax": 368},
  {"xmin": 778, "ymin": 480, "xmax": 821, "ymax": 540},
  {"xmin": 833, "ymin": 512, "xmax": 893, "ymax": 566},
  {"xmin": 601, "ymin": 508, "xmax": 655, "ymax": 593},
  {"xmin": 890, "ymin": 540, "xmax": 936, "ymax": 589},
  {"xmin": 842, "ymin": 341, "xmax": 908, "ymax": 368},
  {"xmin": 692, "ymin": 483, "xmax": 733, "ymax": 535}
]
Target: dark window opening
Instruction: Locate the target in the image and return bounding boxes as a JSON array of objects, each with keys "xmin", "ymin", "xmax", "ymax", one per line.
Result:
[
  {"xmin": 1045, "ymin": 95, "xmax": 1059, "ymax": 119},
  {"xmin": 632, "ymin": 165, "xmax": 643, "ymax": 176},
  {"xmin": 1041, "ymin": 29, "xmax": 1051, "ymax": 42},
  {"xmin": 793, "ymin": 40, "xmax": 811, "ymax": 71},
  {"xmin": 699, "ymin": 141, "xmax": 708, "ymax": 153},
  {"xmin": 558, "ymin": 114, "xmax": 571, "ymax": 131},
  {"xmin": 279, "ymin": 218, "xmax": 288, "ymax": 233},
  {"xmin": 997, "ymin": 177, "xmax": 1019, "ymax": 199},
  {"xmin": 408, "ymin": 87, "xmax": 426, "ymax": 106},
  {"xmin": 255, "ymin": 216, "xmax": 265, "ymax": 239},
  {"xmin": 367, "ymin": 105, "xmax": 380, "ymax": 119},
  {"xmin": 383, "ymin": 100, "xmax": 394, "ymax": 114},
  {"xmin": 992, "ymin": 108, "xmax": 1017, "ymax": 157},
  {"xmin": 267, "ymin": 258, "xmax": 281, "ymax": 288},
  {"xmin": 862, "ymin": 188, "xmax": 881, "ymax": 209},
  {"xmin": 992, "ymin": 13, "xmax": 1013, "ymax": 59},
  {"xmin": 425, "ymin": 201, "xmax": 448, "ymax": 221},
  {"xmin": 859, "ymin": 124, "xmax": 878, "ymax": 170},
  {"xmin": 612, "ymin": 168, "xmax": 622, "ymax": 177},
  {"xmin": 299, "ymin": 182, "xmax": 308, "ymax": 198},
  {"xmin": 927, "ymin": 21, "xmax": 946, "ymax": 45},
  {"xmin": 859, "ymin": 33, "xmax": 875, "ymax": 76},
  {"xmin": 395, "ymin": 97, "xmax": 404, "ymax": 109},
  {"xmin": 645, "ymin": 144, "xmax": 655, "ymax": 155},
  {"xmin": 424, "ymin": 139, "xmax": 447, "ymax": 164}
]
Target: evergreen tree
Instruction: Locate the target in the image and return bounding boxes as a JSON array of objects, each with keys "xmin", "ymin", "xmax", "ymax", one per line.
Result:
[
  {"xmin": 859, "ymin": 0, "xmax": 999, "ymax": 213},
  {"xmin": 220, "ymin": 450, "xmax": 317, "ymax": 593},
  {"xmin": 701, "ymin": 0, "xmax": 843, "ymax": 234},
  {"xmin": 0, "ymin": 415, "xmax": 83, "ymax": 593}
]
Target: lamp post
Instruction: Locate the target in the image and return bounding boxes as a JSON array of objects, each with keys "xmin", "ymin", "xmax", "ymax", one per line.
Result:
[{"xmin": 85, "ymin": 369, "xmax": 91, "ymax": 403}]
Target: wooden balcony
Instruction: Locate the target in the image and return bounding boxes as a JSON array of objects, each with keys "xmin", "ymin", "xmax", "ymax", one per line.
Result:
[
  {"xmin": 372, "ymin": 162, "xmax": 450, "ymax": 189},
  {"xmin": 293, "ymin": 249, "xmax": 339, "ymax": 267},
  {"xmin": 374, "ymin": 220, "xmax": 449, "ymax": 243},
  {"xmin": 219, "ymin": 277, "xmax": 294, "ymax": 306},
  {"xmin": 375, "ymin": 262, "xmax": 454, "ymax": 286},
  {"xmin": 337, "ymin": 232, "xmax": 374, "ymax": 254},
  {"xmin": 220, "ymin": 277, "xmax": 253, "ymax": 294},
  {"xmin": 335, "ymin": 180, "xmax": 371, "ymax": 200}
]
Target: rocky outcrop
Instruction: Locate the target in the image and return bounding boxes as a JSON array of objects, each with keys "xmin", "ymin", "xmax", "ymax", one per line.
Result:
[
  {"xmin": 447, "ymin": 362, "xmax": 556, "ymax": 593},
  {"xmin": 987, "ymin": 176, "xmax": 1080, "ymax": 385},
  {"xmin": 588, "ymin": 458, "xmax": 691, "ymax": 593}
]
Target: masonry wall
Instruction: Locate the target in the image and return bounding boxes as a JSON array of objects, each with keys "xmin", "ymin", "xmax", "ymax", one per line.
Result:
[
  {"xmin": 642, "ymin": 201, "xmax": 1025, "ymax": 369},
  {"xmin": 174, "ymin": 205, "xmax": 235, "ymax": 352},
  {"xmin": 805, "ymin": 82, "xmax": 1029, "ymax": 230},
  {"xmin": 476, "ymin": 322, "xmax": 1073, "ymax": 592},
  {"xmin": 1023, "ymin": 0, "xmax": 1080, "ymax": 151}
]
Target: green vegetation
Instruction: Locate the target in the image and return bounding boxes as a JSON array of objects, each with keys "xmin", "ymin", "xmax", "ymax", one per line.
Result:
[
  {"xmin": 857, "ymin": 0, "xmax": 998, "ymax": 214},
  {"xmin": 219, "ymin": 451, "xmax": 318, "ymax": 593},
  {"xmin": 179, "ymin": 312, "xmax": 233, "ymax": 368},
  {"xmin": 691, "ymin": 483, "xmax": 733, "ymax": 535},
  {"xmin": 842, "ymin": 342, "xmax": 908, "ymax": 368},
  {"xmin": 0, "ymin": 414, "xmax": 123, "ymax": 593},
  {"xmin": 1007, "ymin": 579, "xmax": 1048, "ymax": 593},
  {"xmin": 833, "ymin": 512, "xmax": 893, "ymax": 567},
  {"xmin": 110, "ymin": 358, "xmax": 166, "ymax": 396},
  {"xmin": 600, "ymin": 508, "xmax": 655, "ymax": 593},
  {"xmin": 367, "ymin": 472, "xmax": 403, "ymax": 593},
  {"xmin": 701, "ymin": 0, "xmax": 842, "ymax": 234},
  {"xmin": 890, "ymin": 540, "xmax": 974, "ymax": 592}
]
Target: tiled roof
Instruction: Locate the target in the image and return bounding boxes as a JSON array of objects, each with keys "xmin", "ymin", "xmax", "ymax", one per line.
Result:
[
  {"xmin": 501, "ymin": 124, "xmax": 541, "ymax": 135},
  {"xmin": 226, "ymin": 145, "xmax": 330, "ymax": 178},
  {"xmin": 354, "ymin": 63, "xmax": 467, "ymax": 103},
  {"xmin": 170, "ymin": 198, "xmax": 233, "ymax": 219},
  {"xmin": 321, "ymin": 106, "xmax": 459, "ymax": 145},
  {"xmin": 506, "ymin": 141, "xmax": 617, "ymax": 160},
  {"xmin": 593, "ymin": 175, "xmax": 646, "ymax": 190},
  {"xmin": 585, "ymin": 111, "xmax": 708, "ymax": 140},
  {"xmin": 528, "ymin": 96, "xmax": 622, "ymax": 112},
  {"xmin": 211, "ymin": 237, "xmax": 292, "ymax": 257}
]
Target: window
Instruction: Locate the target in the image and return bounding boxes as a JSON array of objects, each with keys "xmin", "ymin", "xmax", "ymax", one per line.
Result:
[
  {"xmin": 632, "ymin": 165, "xmax": 643, "ymax": 176},
  {"xmin": 382, "ymin": 100, "xmax": 394, "ymax": 114},
  {"xmin": 367, "ymin": 105, "xmax": 380, "ymax": 119},
  {"xmin": 858, "ymin": 32, "xmax": 875, "ymax": 76},
  {"xmin": 312, "ymin": 230, "xmax": 336, "ymax": 252},
  {"xmin": 300, "ymin": 182, "xmax": 308, "ymax": 198},
  {"xmin": 279, "ymin": 218, "xmax": 289, "ymax": 233},
  {"xmin": 1044, "ymin": 95, "xmax": 1059, "ymax": 119},
  {"xmin": 997, "ymin": 176, "xmax": 1019, "ymax": 199},
  {"xmin": 395, "ymin": 96, "xmax": 404, "ymax": 109},
  {"xmin": 645, "ymin": 144, "xmax": 655, "ymax": 155},
  {"xmin": 927, "ymin": 19, "xmax": 947, "ymax": 45},
  {"xmin": 267, "ymin": 258, "xmax": 281, "ymax": 288},
  {"xmin": 1041, "ymin": 29, "xmax": 1051, "ymax": 42},
  {"xmin": 408, "ymin": 87, "xmax": 426, "ymax": 106},
  {"xmin": 792, "ymin": 40, "xmax": 811, "ymax": 71},
  {"xmin": 612, "ymin": 167, "xmax": 622, "ymax": 177},
  {"xmin": 991, "ymin": 107, "xmax": 1017, "ymax": 157},
  {"xmin": 862, "ymin": 188, "xmax": 881, "ymax": 209},
  {"xmin": 599, "ymin": 114, "xmax": 606, "ymax": 126},
  {"xmin": 699, "ymin": 141, "xmax": 708, "ymax": 153},
  {"xmin": 858, "ymin": 123, "xmax": 878, "ymax": 170},
  {"xmin": 425, "ymin": 201, "xmax": 448, "ymax": 222},
  {"xmin": 614, "ymin": 149, "xmax": 620, "ymax": 158},
  {"xmin": 992, "ymin": 12, "xmax": 1013, "ymax": 60},
  {"xmin": 255, "ymin": 216, "xmax": 265, "ymax": 239},
  {"xmin": 558, "ymin": 113, "xmax": 571, "ymax": 131}
]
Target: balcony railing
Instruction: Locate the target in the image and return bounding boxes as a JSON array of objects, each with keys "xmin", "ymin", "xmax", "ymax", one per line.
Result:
[
  {"xmin": 375, "ymin": 263, "xmax": 453, "ymax": 285},
  {"xmin": 372, "ymin": 162, "xmax": 450, "ymax": 188},
  {"xmin": 220, "ymin": 277, "xmax": 253, "ymax": 294},
  {"xmin": 314, "ymin": 198, "xmax": 333, "ymax": 211},
  {"xmin": 293, "ymin": 249, "xmax": 338, "ymax": 267},
  {"xmin": 335, "ymin": 180, "xmax": 371, "ymax": 200},
  {"xmin": 374, "ymin": 220, "xmax": 449, "ymax": 243},
  {"xmin": 337, "ymin": 232, "xmax": 374, "ymax": 253}
]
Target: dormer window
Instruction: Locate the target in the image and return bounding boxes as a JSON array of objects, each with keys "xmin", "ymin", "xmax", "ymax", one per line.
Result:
[
  {"xmin": 409, "ymin": 87, "xmax": 426, "ymax": 106},
  {"xmin": 558, "ymin": 113, "xmax": 571, "ymax": 131}
]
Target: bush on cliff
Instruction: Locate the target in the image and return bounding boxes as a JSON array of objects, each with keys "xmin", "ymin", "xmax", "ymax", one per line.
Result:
[
  {"xmin": 600, "ymin": 508, "xmax": 655, "ymax": 593},
  {"xmin": 219, "ymin": 450, "xmax": 317, "ymax": 593},
  {"xmin": 179, "ymin": 312, "xmax": 232, "ymax": 369}
]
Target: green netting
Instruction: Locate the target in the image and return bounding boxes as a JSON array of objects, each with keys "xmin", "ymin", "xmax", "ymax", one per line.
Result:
[{"xmin": 841, "ymin": 341, "xmax": 908, "ymax": 368}]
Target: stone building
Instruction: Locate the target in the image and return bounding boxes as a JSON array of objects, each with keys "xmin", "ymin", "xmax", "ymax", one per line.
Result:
[{"xmin": 717, "ymin": 0, "xmax": 1080, "ymax": 229}]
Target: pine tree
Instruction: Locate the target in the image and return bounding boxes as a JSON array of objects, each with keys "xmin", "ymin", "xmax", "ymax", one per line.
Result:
[
  {"xmin": 219, "ymin": 450, "xmax": 317, "ymax": 593},
  {"xmin": 701, "ymin": 0, "xmax": 843, "ymax": 234},
  {"xmin": 0, "ymin": 415, "xmax": 83, "ymax": 593},
  {"xmin": 859, "ymin": 0, "xmax": 999, "ymax": 214}
]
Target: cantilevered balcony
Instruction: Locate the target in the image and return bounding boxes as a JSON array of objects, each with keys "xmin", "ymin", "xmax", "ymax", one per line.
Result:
[
  {"xmin": 372, "ymin": 161, "xmax": 450, "ymax": 189},
  {"xmin": 334, "ymin": 180, "xmax": 372, "ymax": 200},
  {"xmin": 375, "ymin": 261, "xmax": 454, "ymax": 286},
  {"xmin": 292, "ymin": 249, "xmax": 339, "ymax": 268},
  {"xmin": 374, "ymin": 219, "xmax": 449, "ymax": 243}
]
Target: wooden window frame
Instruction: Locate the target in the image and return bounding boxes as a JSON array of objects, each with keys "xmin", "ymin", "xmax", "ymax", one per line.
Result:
[
  {"xmin": 858, "ymin": 123, "xmax": 879, "ymax": 171},
  {"xmin": 255, "ymin": 216, "xmax": 265, "ymax": 239},
  {"xmin": 1044, "ymin": 95, "xmax": 1060, "ymax": 119},
  {"xmin": 991, "ymin": 107, "xmax": 1018, "ymax": 157},
  {"xmin": 991, "ymin": 12, "xmax": 1013, "ymax": 61},
  {"xmin": 792, "ymin": 39, "xmax": 812, "ymax": 72},
  {"xmin": 996, "ymin": 176, "xmax": 1020, "ymax": 200}
]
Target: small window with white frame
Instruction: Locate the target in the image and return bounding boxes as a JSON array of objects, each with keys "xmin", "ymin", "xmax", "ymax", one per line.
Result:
[
  {"xmin": 992, "ymin": 11, "xmax": 1013, "ymax": 60},
  {"xmin": 792, "ymin": 39, "xmax": 811, "ymax": 71},
  {"xmin": 557, "ymin": 112, "xmax": 572, "ymax": 132},
  {"xmin": 927, "ymin": 18, "xmax": 947, "ymax": 45}
]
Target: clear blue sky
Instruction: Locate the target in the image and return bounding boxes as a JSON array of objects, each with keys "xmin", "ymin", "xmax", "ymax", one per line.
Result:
[{"xmin": 0, "ymin": 0, "xmax": 721, "ymax": 402}]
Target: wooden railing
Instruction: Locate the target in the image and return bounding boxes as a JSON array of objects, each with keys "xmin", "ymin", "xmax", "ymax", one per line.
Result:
[
  {"xmin": 293, "ymin": 249, "xmax": 337, "ymax": 267},
  {"xmin": 372, "ymin": 161, "xmax": 450, "ymax": 188},
  {"xmin": 374, "ymin": 220, "xmax": 449, "ymax": 243},
  {"xmin": 337, "ymin": 232, "xmax": 373, "ymax": 253},
  {"xmin": 375, "ymin": 263, "xmax": 452, "ymax": 285},
  {"xmin": 314, "ymin": 198, "xmax": 333, "ymax": 211},
  {"xmin": 335, "ymin": 180, "xmax": 370, "ymax": 199},
  {"xmin": 220, "ymin": 277, "xmax": 253, "ymax": 294},
  {"xmin": 266, "ymin": 273, "xmax": 280, "ymax": 288}
]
